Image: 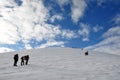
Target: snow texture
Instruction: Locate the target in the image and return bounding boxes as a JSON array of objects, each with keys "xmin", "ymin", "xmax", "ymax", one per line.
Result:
[{"xmin": 0, "ymin": 48, "xmax": 120, "ymax": 80}]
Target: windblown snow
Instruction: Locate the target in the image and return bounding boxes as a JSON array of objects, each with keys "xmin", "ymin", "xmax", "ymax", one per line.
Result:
[{"xmin": 0, "ymin": 48, "xmax": 120, "ymax": 80}]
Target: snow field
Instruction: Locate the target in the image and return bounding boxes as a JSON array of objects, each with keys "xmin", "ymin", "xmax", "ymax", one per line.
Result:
[{"xmin": 0, "ymin": 48, "xmax": 120, "ymax": 80}]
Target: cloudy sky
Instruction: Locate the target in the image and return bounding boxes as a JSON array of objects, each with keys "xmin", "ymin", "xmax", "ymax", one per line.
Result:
[{"xmin": 0, "ymin": 0, "xmax": 120, "ymax": 54}]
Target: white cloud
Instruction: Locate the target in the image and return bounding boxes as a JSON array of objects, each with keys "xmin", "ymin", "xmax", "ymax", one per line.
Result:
[
  {"xmin": 96, "ymin": 0, "xmax": 120, "ymax": 6},
  {"xmin": 62, "ymin": 30, "xmax": 77, "ymax": 39},
  {"xmin": 57, "ymin": 0, "xmax": 69, "ymax": 6},
  {"xmin": 57, "ymin": 0, "xmax": 69, "ymax": 10},
  {"xmin": 32, "ymin": 24, "xmax": 62, "ymax": 41},
  {"xmin": 103, "ymin": 26, "xmax": 120, "ymax": 38},
  {"xmin": 0, "ymin": 47, "xmax": 14, "ymax": 53},
  {"xmin": 50, "ymin": 14, "xmax": 63, "ymax": 23},
  {"xmin": 0, "ymin": 19, "xmax": 20, "ymax": 44},
  {"xmin": 0, "ymin": 0, "xmax": 49, "ymax": 44},
  {"xmin": 0, "ymin": 0, "xmax": 16, "ymax": 7},
  {"xmin": 93, "ymin": 25, "xmax": 103, "ymax": 32},
  {"xmin": 71, "ymin": 0, "xmax": 87, "ymax": 23},
  {"xmin": 78, "ymin": 23, "xmax": 90, "ymax": 41},
  {"xmin": 57, "ymin": 0, "xmax": 70, "ymax": 11},
  {"xmin": 96, "ymin": 0, "xmax": 106, "ymax": 6},
  {"xmin": 78, "ymin": 23, "xmax": 103, "ymax": 41},
  {"xmin": 113, "ymin": 14, "xmax": 120, "ymax": 25},
  {"xmin": 85, "ymin": 26, "xmax": 120, "ymax": 55},
  {"xmin": 56, "ymin": 0, "xmax": 87, "ymax": 23},
  {"xmin": 38, "ymin": 40, "xmax": 65, "ymax": 48},
  {"xmin": 24, "ymin": 44, "xmax": 32, "ymax": 49},
  {"xmin": 0, "ymin": 0, "xmax": 78, "ymax": 50},
  {"xmin": 85, "ymin": 14, "xmax": 120, "ymax": 55}
]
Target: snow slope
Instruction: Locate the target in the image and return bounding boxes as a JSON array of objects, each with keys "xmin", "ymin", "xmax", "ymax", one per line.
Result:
[{"xmin": 0, "ymin": 48, "xmax": 120, "ymax": 80}]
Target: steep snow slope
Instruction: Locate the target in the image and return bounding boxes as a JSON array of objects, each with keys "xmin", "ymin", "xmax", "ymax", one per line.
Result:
[{"xmin": 0, "ymin": 48, "xmax": 120, "ymax": 80}]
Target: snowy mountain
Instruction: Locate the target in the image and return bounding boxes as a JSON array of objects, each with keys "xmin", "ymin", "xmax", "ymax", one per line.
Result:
[{"xmin": 0, "ymin": 48, "xmax": 120, "ymax": 80}]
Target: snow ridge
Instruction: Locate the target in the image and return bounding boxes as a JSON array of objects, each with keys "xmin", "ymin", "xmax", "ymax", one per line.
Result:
[{"xmin": 0, "ymin": 48, "xmax": 120, "ymax": 80}]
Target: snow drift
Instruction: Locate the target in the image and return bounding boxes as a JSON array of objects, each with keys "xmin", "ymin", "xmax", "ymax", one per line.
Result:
[{"xmin": 0, "ymin": 48, "xmax": 120, "ymax": 80}]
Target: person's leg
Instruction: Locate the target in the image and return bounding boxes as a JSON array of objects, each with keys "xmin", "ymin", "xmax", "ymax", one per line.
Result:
[
  {"xmin": 23, "ymin": 60, "xmax": 24, "ymax": 65},
  {"xmin": 16, "ymin": 60, "xmax": 18, "ymax": 66},
  {"xmin": 14, "ymin": 60, "xmax": 17, "ymax": 66},
  {"xmin": 13, "ymin": 60, "xmax": 16, "ymax": 66},
  {"xmin": 26, "ymin": 60, "xmax": 28, "ymax": 65},
  {"xmin": 21, "ymin": 60, "xmax": 23, "ymax": 66},
  {"xmin": 21, "ymin": 60, "xmax": 24, "ymax": 66}
]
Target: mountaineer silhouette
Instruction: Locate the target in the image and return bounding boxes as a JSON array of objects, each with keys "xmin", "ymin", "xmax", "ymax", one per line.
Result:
[
  {"xmin": 21, "ymin": 55, "xmax": 29, "ymax": 66},
  {"xmin": 13, "ymin": 54, "xmax": 19, "ymax": 66},
  {"xmin": 85, "ymin": 51, "xmax": 88, "ymax": 56}
]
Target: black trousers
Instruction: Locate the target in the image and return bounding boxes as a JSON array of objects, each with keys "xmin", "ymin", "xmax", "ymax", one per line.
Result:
[
  {"xmin": 14, "ymin": 60, "xmax": 18, "ymax": 66},
  {"xmin": 26, "ymin": 60, "xmax": 28, "ymax": 65}
]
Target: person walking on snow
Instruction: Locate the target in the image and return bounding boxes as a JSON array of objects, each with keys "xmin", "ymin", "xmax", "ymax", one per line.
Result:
[{"xmin": 13, "ymin": 54, "xmax": 19, "ymax": 66}]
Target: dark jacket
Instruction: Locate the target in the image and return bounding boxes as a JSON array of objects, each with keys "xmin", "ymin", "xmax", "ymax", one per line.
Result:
[{"xmin": 14, "ymin": 54, "xmax": 18, "ymax": 61}]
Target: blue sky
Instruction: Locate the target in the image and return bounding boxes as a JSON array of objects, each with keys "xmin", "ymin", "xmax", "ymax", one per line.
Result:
[{"xmin": 0, "ymin": 0, "xmax": 120, "ymax": 54}]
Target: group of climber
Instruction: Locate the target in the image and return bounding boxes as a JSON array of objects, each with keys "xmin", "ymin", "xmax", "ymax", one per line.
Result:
[
  {"xmin": 13, "ymin": 54, "xmax": 29, "ymax": 66},
  {"xmin": 13, "ymin": 51, "xmax": 88, "ymax": 66}
]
